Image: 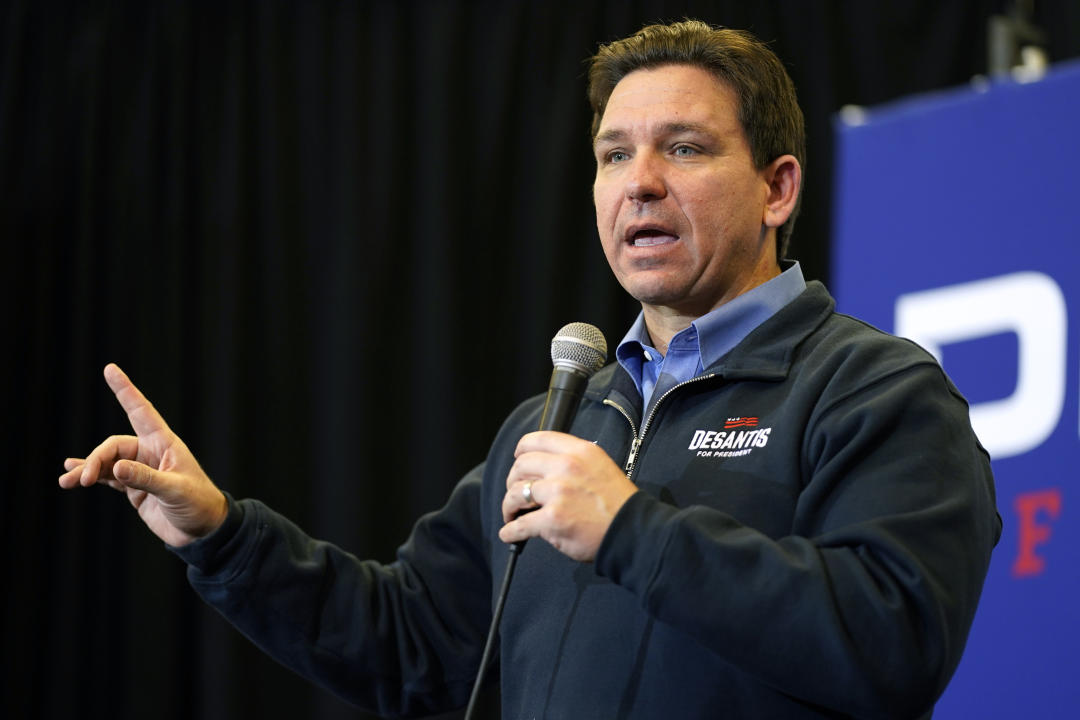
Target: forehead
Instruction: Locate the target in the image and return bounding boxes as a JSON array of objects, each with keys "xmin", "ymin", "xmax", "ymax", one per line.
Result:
[{"xmin": 598, "ymin": 64, "xmax": 739, "ymax": 136}]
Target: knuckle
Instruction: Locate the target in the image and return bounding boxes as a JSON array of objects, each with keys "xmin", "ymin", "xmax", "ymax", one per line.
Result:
[
  {"xmin": 545, "ymin": 502, "xmax": 569, "ymax": 531},
  {"xmin": 562, "ymin": 454, "xmax": 590, "ymax": 478},
  {"xmin": 543, "ymin": 484, "xmax": 563, "ymax": 506}
]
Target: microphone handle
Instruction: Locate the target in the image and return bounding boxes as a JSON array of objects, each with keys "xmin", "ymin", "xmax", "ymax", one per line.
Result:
[
  {"xmin": 538, "ymin": 366, "xmax": 589, "ymax": 432},
  {"xmin": 511, "ymin": 365, "xmax": 589, "ymax": 550}
]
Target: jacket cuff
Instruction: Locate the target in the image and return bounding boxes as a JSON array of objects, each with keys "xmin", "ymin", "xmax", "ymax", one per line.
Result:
[
  {"xmin": 167, "ymin": 491, "xmax": 247, "ymax": 575},
  {"xmin": 595, "ymin": 490, "xmax": 681, "ymax": 593}
]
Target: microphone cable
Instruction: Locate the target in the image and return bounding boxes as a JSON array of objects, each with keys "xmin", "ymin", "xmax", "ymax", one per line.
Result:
[{"xmin": 463, "ymin": 322, "xmax": 607, "ymax": 720}]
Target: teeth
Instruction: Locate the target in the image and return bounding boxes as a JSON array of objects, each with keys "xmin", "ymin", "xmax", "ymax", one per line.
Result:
[{"xmin": 632, "ymin": 232, "xmax": 675, "ymax": 247}]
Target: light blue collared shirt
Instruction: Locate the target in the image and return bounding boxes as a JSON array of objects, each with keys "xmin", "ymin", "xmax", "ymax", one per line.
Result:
[{"xmin": 615, "ymin": 261, "xmax": 807, "ymax": 414}]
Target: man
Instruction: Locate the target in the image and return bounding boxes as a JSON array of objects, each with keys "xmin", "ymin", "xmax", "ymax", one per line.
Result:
[{"xmin": 60, "ymin": 21, "xmax": 1000, "ymax": 719}]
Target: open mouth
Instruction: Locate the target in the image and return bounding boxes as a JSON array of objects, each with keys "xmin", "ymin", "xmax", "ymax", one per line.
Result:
[{"xmin": 627, "ymin": 227, "xmax": 679, "ymax": 247}]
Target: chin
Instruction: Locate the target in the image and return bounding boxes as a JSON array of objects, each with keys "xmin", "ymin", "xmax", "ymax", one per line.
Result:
[
  {"xmin": 616, "ymin": 265, "xmax": 699, "ymax": 304},
  {"xmin": 626, "ymin": 283, "xmax": 689, "ymax": 308}
]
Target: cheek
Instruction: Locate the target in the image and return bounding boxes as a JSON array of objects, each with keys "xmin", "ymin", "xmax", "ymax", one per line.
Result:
[
  {"xmin": 682, "ymin": 185, "xmax": 744, "ymax": 234},
  {"xmin": 592, "ymin": 184, "xmax": 619, "ymax": 241}
]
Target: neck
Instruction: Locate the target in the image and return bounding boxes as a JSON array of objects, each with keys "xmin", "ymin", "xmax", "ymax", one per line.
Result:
[
  {"xmin": 641, "ymin": 261, "xmax": 781, "ymax": 355},
  {"xmin": 640, "ymin": 306, "xmax": 697, "ymax": 356}
]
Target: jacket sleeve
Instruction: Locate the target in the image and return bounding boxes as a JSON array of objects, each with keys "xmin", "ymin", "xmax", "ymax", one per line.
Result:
[
  {"xmin": 594, "ymin": 363, "xmax": 1001, "ymax": 720},
  {"xmin": 170, "ymin": 465, "xmax": 493, "ymax": 719}
]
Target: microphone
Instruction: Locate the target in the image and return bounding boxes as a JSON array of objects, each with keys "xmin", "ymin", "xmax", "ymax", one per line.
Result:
[
  {"xmin": 539, "ymin": 322, "xmax": 609, "ymax": 432},
  {"xmin": 462, "ymin": 322, "xmax": 607, "ymax": 720},
  {"xmin": 518, "ymin": 323, "xmax": 608, "ymax": 525}
]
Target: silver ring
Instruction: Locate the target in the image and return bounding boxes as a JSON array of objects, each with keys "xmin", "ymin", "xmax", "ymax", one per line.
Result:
[{"xmin": 522, "ymin": 481, "xmax": 534, "ymax": 505}]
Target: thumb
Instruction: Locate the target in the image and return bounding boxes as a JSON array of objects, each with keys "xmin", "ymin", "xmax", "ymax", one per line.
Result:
[{"xmin": 114, "ymin": 459, "xmax": 160, "ymax": 493}]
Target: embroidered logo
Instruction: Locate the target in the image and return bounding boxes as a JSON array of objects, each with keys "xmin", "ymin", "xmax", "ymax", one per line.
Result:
[{"xmin": 688, "ymin": 418, "xmax": 771, "ymax": 458}]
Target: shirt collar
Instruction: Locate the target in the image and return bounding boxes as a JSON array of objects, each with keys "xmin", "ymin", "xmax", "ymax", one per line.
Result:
[
  {"xmin": 694, "ymin": 260, "xmax": 807, "ymax": 370},
  {"xmin": 615, "ymin": 261, "xmax": 807, "ymax": 389}
]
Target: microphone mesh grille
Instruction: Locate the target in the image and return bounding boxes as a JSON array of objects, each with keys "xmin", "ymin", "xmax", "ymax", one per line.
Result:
[{"xmin": 550, "ymin": 322, "xmax": 608, "ymax": 375}]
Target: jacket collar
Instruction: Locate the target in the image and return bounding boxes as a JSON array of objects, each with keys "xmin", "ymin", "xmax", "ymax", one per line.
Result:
[
  {"xmin": 585, "ymin": 281, "xmax": 835, "ymax": 408},
  {"xmin": 708, "ymin": 280, "xmax": 834, "ymax": 380}
]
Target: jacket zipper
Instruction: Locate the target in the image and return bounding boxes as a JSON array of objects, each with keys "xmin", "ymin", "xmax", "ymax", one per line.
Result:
[{"xmin": 603, "ymin": 373, "xmax": 717, "ymax": 480}]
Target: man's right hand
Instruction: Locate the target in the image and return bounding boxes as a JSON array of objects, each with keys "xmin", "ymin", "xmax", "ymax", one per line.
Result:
[{"xmin": 58, "ymin": 363, "xmax": 228, "ymax": 547}]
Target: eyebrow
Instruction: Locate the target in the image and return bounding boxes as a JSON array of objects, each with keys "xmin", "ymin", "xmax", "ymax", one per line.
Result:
[{"xmin": 593, "ymin": 121, "xmax": 714, "ymax": 150}]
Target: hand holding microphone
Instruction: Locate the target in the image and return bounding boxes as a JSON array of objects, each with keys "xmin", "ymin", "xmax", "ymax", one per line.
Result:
[{"xmin": 498, "ymin": 323, "xmax": 638, "ymax": 562}]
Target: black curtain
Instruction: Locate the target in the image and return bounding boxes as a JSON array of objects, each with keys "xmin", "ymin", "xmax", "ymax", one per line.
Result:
[{"xmin": 4, "ymin": 1, "xmax": 1078, "ymax": 718}]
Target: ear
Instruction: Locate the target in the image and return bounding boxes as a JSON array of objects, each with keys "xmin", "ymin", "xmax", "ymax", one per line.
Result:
[{"xmin": 761, "ymin": 154, "xmax": 801, "ymax": 229}]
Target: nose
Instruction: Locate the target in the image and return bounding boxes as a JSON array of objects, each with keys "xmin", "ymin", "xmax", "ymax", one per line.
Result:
[{"xmin": 625, "ymin": 152, "xmax": 666, "ymax": 203}]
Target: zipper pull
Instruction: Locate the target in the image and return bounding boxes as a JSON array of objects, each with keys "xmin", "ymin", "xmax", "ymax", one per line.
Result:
[{"xmin": 624, "ymin": 436, "xmax": 642, "ymax": 475}]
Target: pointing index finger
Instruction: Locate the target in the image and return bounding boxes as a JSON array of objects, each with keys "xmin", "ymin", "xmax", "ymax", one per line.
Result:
[{"xmin": 103, "ymin": 363, "xmax": 171, "ymax": 437}]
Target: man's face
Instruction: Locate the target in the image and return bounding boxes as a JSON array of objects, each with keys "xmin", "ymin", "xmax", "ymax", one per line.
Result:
[{"xmin": 593, "ymin": 64, "xmax": 780, "ymax": 318}]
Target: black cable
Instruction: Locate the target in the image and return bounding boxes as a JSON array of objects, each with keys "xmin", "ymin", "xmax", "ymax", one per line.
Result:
[
  {"xmin": 463, "ymin": 542, "xmax": 524, "ymax": 720},
  {"xmin": 463, "ymin": 322, "xmax": 606, "ymax": 718}
]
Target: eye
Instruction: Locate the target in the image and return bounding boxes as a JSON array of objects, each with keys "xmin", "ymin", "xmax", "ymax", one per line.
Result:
[
  {"xmin": 673, "ymin": 144, "xmax": 698, "ymax": 157},
  {"xmin": 606, "ymin": 150, "xmax": 630, "ymax": 164}
]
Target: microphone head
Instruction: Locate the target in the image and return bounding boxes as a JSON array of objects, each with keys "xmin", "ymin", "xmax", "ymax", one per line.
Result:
[{"xmin": 550, "ymin": 322, "xmax": 607, "ymax": 376}]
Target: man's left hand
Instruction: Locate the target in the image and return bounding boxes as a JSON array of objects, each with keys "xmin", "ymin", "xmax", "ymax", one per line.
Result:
[{"xmin": 499, "ymin": 431, "xmax": 638, "ymax": 561}]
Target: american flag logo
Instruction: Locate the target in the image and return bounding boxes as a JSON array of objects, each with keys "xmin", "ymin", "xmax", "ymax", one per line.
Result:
[{"xmin": 724, "ymin": 417, "xmax": 759, "ymax": 429}]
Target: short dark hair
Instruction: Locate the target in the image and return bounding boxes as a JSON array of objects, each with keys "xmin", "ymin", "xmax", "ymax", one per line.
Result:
[{"xmin": 587, "ymin": 20, "xmax": 805, "ymax": 260}]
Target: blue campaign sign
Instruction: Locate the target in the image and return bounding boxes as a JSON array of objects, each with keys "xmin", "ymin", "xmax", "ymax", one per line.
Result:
[{"xmin": 832, "ymin": 60, "xmax": 1080, "ymax": 718}]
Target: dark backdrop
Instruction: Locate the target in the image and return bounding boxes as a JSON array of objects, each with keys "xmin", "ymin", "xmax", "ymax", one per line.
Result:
[{"xmin": 3, "ymin": 1, "xmax": 1078, "ymax": 718}]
